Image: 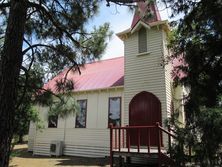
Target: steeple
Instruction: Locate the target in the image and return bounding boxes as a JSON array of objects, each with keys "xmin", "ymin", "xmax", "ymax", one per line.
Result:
[{"xmin": 131, "ymin": 1, "xmax": 161, "ymax": 29}]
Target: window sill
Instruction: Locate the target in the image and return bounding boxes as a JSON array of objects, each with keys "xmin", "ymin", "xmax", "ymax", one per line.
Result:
[{"xmin": 136, "ymin": 52, "xmax": 151, "ymax": 57}]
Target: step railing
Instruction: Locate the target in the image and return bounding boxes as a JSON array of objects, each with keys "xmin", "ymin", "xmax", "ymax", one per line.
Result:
[{"xmin": 109, "ymin": 122, "xmax": 177, "ymax": 167}]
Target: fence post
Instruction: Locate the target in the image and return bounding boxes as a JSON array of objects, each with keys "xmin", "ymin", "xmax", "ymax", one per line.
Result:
[
  {"xmin": 147, "ymin": 128, "xmax": 150, "ymax": 154},
  {"xmin": 168, "ymin": 124, "xmax": 172, "ymax": 158},
  {"xmin": 189, "ymin": 144, "xmax": 192, "ymax": 162},
  {"xmin": 156, "ymin": 122, "xmax": 161, "ymax": 167},
  {"xmin": 118, "ymin": 128, "xmax": 121, "ymax": 151},
  {"xmin": 109, "ymin": 123, "xmax": 113, "ymax": 167},
  {"xmin": 137, "ymin": 128, "xmax": 140, "ymax": 153},
  {"xmin": 126, "ymin": 125, "xmax": 130, "ymax": 153}
]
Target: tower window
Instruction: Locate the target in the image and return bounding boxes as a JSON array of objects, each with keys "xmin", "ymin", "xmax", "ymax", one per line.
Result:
[{"xmin": 138, "ymin": 27, "xmax": 147, "ymax": 53}]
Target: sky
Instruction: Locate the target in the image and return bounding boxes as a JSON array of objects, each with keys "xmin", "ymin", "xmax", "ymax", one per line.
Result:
[{"xmin": 88, "ymin": 1, "xmax": 172, "ymax": 60}]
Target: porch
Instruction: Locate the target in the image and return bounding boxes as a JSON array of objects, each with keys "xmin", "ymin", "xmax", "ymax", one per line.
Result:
[{"xmin": 109, "ymin": 122, "xmax": 176, "ymax": 167}]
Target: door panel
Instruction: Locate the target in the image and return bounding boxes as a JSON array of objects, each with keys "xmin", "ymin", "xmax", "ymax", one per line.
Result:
[{"xmin": 129, "ymin": 91, "xmax": 162, "ymax": 146}]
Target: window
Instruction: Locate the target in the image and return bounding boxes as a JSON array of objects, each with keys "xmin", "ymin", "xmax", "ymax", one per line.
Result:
[
  {"xmin": 138, "ymin": 27, "xmax": 147, "ymax": 53},
  {"xmin": 48, "ymin": 115, "xmax": 58, "ymax": 128},
  {"xmin": 108, "ymin": 97, "xmax": 121, "ymax": 126},
  {"xmin": 75, "ymin": 100, "xmax": 87, "ymax": 128}
]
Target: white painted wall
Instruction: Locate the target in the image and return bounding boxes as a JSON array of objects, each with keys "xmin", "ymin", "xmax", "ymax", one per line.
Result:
[
  {"xmin": 28, "ymin": 87, "xmax": 124, "ymax": 157},
  {"xmin": 28, "ymin": 23, "xmax": 179, "ymax": 158},
  {"xmin": 173, "ymin": 85, "xmax": 186, "ymax": 125},
  {"xmin": 123, "ymin": 25, "xmax": 172, "ymax": 146}
]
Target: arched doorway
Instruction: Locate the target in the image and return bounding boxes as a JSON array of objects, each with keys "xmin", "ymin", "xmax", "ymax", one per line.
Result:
[{"xmin": 129, "ymin": 91, "xmax": 162, "ymax": 146}]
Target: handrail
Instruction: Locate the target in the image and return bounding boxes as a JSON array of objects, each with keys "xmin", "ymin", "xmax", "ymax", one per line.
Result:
[
  {"xmin": 109, "ymin": 122, "xmax": 178, "ymax": 167},
  {"xmin": 167, "ymin": 125, "xmax": 192, "ymax": 160},
  {"xmin": 168, "ymin": 126, "xmax": 177, "ymax": 134},
  {"xmin": 110, "ymin": 125, "xmax": 156, "ymax": 129},
  {"xmin": 157, "ymin": 125, "xmax": 177, "ymax": 139}
]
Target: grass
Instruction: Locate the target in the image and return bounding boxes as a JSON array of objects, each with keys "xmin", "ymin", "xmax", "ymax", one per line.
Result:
[{"xmin": 10, "ymin": 144, "xmax": 111, "ymax": 167}]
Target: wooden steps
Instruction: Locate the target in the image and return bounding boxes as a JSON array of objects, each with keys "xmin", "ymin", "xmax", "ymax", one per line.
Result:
[
  {"xmin": 114, "ymin": 153, "xmax": 176, "ymax": 167},
  {"xmin": 109, "ymin": 124, "xmax": 177, "ymax": 167},
  {"xmin": 159, "ymin": 153, "xmax": 176, "ymax": 166}
]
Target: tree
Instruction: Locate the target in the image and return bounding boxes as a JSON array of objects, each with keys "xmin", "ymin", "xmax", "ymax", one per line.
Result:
[
  {"xmin": 107, "ymin": 1, "xmax": 222, "ymax": 164},
  {"xmin": 3, "ymin": 0, "xmax": 213, "ymax": 166},
  {"xmin": 0, "ymin": 0, "xmax": 165, "ymax": 166},
  {"xmin": 13, "ymin": 66, "xmax": 44, "ymax": 144},
  {"xmin": 0, "ymin": 1, "xmax": 112, "ymax": 166},
  {"xmin": 165, "ymin": 0, "xmax": 222, "ymax": 165},
  {"xmin": 0, "ymin": 1, "xmax": 149, "ymax": 165}
]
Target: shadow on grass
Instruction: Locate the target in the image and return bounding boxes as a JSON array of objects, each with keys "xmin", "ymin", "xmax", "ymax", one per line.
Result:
[
  {"xmin": 11, "ymin": 146, "xmax": 111, "ymax": 166},
  {"xmin": 55, "ymin": 157, "xmax": 110, "ymax": 166}
]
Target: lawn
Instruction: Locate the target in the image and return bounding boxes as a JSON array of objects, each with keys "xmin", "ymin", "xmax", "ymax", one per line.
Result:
[{"xmin": 10, "ymin": 144, "xmax": 110, "ymax": 167}]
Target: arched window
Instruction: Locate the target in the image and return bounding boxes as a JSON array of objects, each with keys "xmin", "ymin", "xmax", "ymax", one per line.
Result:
[{"xmin": 138, "ymin": 27, "xmax": 147, "ymax": 53}]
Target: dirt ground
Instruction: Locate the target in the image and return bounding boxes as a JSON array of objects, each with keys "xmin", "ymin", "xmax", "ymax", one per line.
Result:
[{"xmin": 10, "ymin": 144, "xmax": 110, "ymax": 167}]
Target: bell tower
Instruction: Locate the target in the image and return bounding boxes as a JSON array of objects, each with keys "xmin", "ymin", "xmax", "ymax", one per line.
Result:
[
  {"xmin": 131, "ymin": 1, "xmax": 161, "ymax": 28},
  {"xmin": 117, "ymin": 1, "xmax": 172, "ymax": 140}
]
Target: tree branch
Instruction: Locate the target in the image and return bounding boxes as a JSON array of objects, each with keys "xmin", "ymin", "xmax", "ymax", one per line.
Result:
[
  {"xmin": 27, "ymin": 1, "xmax": 81, "ymax": 48},
  {"xmin": 22, "ymin": 43, "xmax": 55, "ymax": 55},
  {"xmin": 106, "ymin": 0, "xmax": 144, "ymax": 6},
  {"xmin": 16, "ymin": 38, "xmax": 37, "ymax": 109},
  {"xmin": 0, "ymin": 2, "xmax": 10, "ymax": 9},
  {"xmin": 61, "ymin": 63, "xmax": 81, "ymax": 92},
  {"xmin": 35, "ymin": 87, "xmax": 64, "ymax": 104},
  {"xmin": 16, "ymin": 67, "xmax": 30, "ymax": 109}
]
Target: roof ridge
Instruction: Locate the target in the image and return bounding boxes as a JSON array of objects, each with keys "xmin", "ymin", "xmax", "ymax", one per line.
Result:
[{"xmin": 85, "ymin": 56, "xmax": 124, "ymax": 65}]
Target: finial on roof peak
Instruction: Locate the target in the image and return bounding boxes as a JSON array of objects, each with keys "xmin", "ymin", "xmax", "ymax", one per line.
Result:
[{"xmin": 131, "ymin": 0, "xmax": 161, "ymax": 28}]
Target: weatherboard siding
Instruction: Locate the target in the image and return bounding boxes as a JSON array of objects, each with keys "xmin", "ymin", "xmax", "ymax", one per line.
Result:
[
  {"xmin": 64, "ymin": 129, "xmax": 110, "ymax": 157},
  {"xmin": 30, "ymin": 88, "xmax": 124, "ymax": 157},
  {"xmin": 173, "ymin": 85, "xmax": 186, "ymax": 125},
  {"xmin": 162, "ymin": 29, "xmax": 173, "ymax": 118},
  {"xmin": 123, "ymin": 27, "xmax": 170, "ymax": 146},
  {"xmin": 27, "ymin": 122, "xmax": 36, "ymax": 152}
]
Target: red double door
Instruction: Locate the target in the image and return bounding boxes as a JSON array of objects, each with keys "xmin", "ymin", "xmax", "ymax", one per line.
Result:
[{"xmin": 129, "ymin": 91, "xmax": 162, "ymax": 146}]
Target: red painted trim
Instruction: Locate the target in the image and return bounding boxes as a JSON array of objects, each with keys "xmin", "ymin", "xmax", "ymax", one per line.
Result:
[
  {"xmin": 168, "ymin": 125, "xmax": 172, "ymax": 158},
  {"xmin": 156, "ymin": 122, "xmax": 161, "ymax": 165},
  {"xmin": 158, "ymin": 126, "xmax": 177, "ymax": 138},
  {"xmin": 126, "ymin": 125, "xmax": 130, "ymax": 153},
  {"xmin": 109, "ymin": 124, "xmax": 113, "ymax": 167},
  {"xmin": 147, "ymin": 128, "xmax": 150, "ymax": 153},
  {"xmin": 122, "ymin": 129, "xmax": 125, "ymax": 148},
  {"xmin": 111, "ymin": 125, "xmax": 156, "ymax": 129},
  {"xmin": 118, "ymin": 128, "xmax": 121, "ymax": 151},
  {"xmin": 137, "ymin": 129, "xmax": 140, "ymax": 152},
  {"xmin": 129, "ymin": 91, "xmax": 163, "ymax": 146},
  {"xmin": 115, "ymin": 129, "xmax": 117, "ymax": 149},
  {"xmin": 109, "ymin": 123, "xmax": 177, "ymax": 166}
]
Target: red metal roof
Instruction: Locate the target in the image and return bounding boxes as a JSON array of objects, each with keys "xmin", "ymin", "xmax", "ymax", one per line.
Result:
[
  {"xmin": 43, "ymin": 56, "xmax": 186, "ymax": 93},
  {"xmin": 43, "ymin": 57, "xmax": 124, "ymax": 92},
  {"xmin": 131, "ymin": 2, "xmax": 161, "ymax": 29}
]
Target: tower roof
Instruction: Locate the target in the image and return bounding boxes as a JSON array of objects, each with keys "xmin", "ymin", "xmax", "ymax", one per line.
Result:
[{"xmin": 131, "ymin": 1, "xmax": 161, "ymax": 29}]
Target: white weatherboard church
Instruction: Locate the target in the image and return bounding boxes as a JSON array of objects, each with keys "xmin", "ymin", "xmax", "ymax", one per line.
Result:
[{"xmin": 28, "ymin": 2, "xmax": 185, "ymax": 158}]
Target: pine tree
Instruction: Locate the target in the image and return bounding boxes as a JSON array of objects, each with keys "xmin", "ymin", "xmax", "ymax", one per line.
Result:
[
  {"xmin": 166, "ymin": 0, "xmax": 222, "ymax": 165},
  {"xmin": 0, "ymin": 1, "xmax": 111, "ymax": 166}
]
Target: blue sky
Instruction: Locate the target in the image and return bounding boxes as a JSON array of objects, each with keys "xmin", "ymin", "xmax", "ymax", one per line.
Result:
[{"xmin": 88, "ymin": 1, "xmax": 172, "ymax": 60}]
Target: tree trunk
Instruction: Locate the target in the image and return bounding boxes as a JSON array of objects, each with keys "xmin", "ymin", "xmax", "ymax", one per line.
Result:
[
  {"xmin": 0, "ymin": 1, "xmax": 27, "ymax": 166},
  {"xmin": 18, "ymin": 135, "xmax": 24, "ymax": 144}
]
